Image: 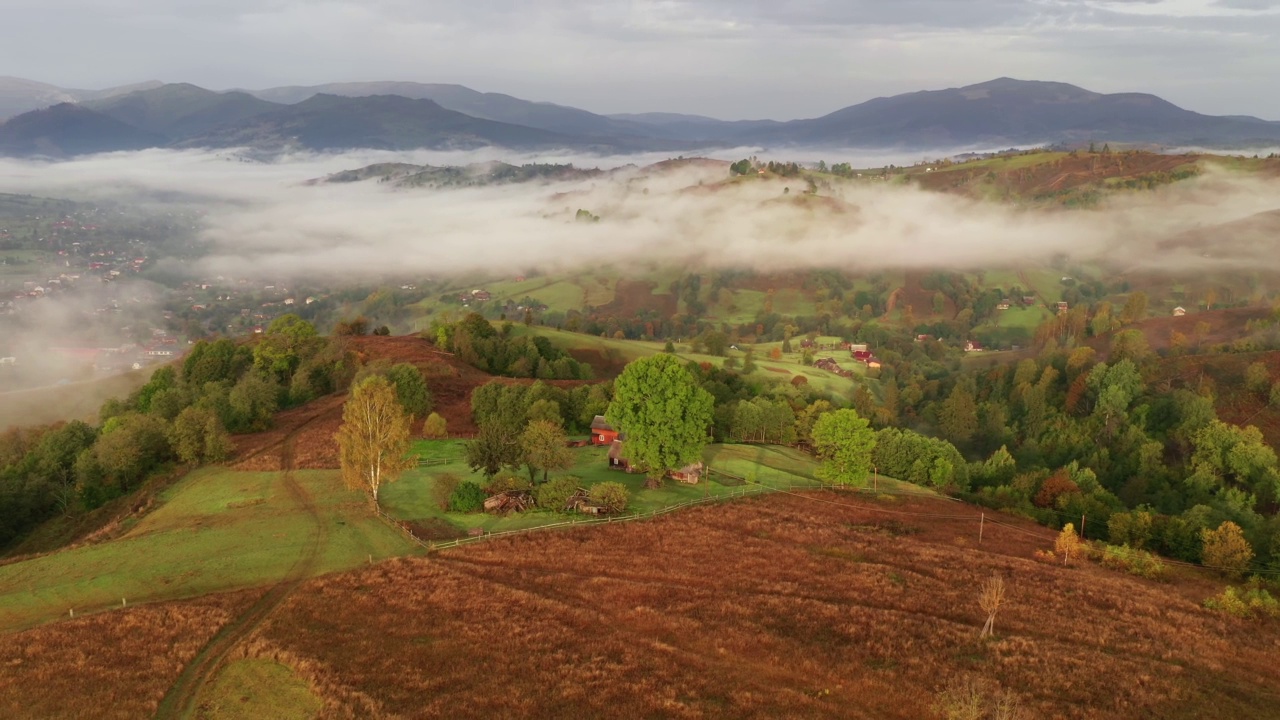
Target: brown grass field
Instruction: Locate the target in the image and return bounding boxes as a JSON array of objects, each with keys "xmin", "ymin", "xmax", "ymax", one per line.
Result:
[
  {"xmin": 5, "ymin": 491, "xmax": 1253, "ymax": 720},
  {"xmin": 0, "ymin": 589, "xmax": 260, "ymax": 720}
]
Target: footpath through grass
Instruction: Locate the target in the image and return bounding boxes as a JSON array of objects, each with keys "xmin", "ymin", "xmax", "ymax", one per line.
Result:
[{"xmin": 0, "ymin": 468, "xmax": 414, "ymax": 632}]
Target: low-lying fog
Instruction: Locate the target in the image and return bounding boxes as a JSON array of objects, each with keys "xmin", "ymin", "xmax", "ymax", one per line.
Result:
[{"xmin": 2, "ymin": 145, "xmax": 1279, "ymax": 283}]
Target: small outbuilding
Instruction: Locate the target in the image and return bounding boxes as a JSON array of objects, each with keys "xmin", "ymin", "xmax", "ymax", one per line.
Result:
[
  {"xmin": 1173, "ymin": 306, "xmax": 1187, "ymax": 317},
  {"xmin": 667, "ymin": 462, "xmax": 705, "ymax": 484}
]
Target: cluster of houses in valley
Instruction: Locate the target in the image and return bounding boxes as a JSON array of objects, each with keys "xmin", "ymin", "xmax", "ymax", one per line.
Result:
[{"xmin": 592, "ymin": 416, "xmax": 706, "ymax": 484}]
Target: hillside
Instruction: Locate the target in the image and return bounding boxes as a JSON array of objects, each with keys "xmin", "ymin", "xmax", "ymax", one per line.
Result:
[
  {"xmin": 2, "ymin": 487, "xmax": 1276, "ymax": 718},
  {"xmin": 176, "ymin": 93, "xmax": 601, "ymax": 152},
  {"xmin": 0, "ymin": 103, "xmax": 162, "ymax": 157},
  {"xmin": 250, "ymin": 80, "xmax": 665, "ymax": 140},
  {"xmin": 741, "ymin": 78, "xmax": 1280, "ymax": 148},
  {"xmin": 83, "ymin": 83, "xmax": 281, "ymax": 139},
  {"xmin": 0, "ymin": 77, "xmax": 161, "ymax": 120},
  {"xmin": 313, "ymin": 160, "xmax": 606, "ymax": 188}
]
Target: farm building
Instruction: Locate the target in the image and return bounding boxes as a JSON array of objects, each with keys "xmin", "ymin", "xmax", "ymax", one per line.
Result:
[
  {"xmin": 964, "ymin": 341, "xmax": 985, "ymax": 353},
  {"xmin": 996, "ymin": 302, "xmax": 1011, "ymax": 311},
  {"xmin": 591, "ymin": 416, "xmax": 619, "ymax": 445},
  {"xmin": 608, "ymin": 440, "xmax": 633, "ymax": 472},
  {"xmin": 1056, "ymin": 302, "xmax": 1069, "ymax": 314},
  {"xmin": 668, "ymin": 463, "xmax": 704, "ymax": 484},
  {"xmin": 1173, "ymin": 306, "xmax": 1187, "ymax": 317}
]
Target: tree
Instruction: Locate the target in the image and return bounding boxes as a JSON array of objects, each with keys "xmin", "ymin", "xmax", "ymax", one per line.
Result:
[
  {"xmin": 1245, "ymin": 362, "xmax": 1271, "ymax": 397},
  {"xmin": 1201, "ymin": 521, "xmax": 1254, "ymax": 579},
  {"xmin": 663, "ymin": 340, "xmax": 676, "ymax": 353},
  {"xmin": 589, "ymin": 481, "xmax": 630, "ymax": 513},
  {"xmin": 979, "ymin": 573, "xmax": 1006, "ymax": 638},
  {"xmin": 937, "ymin": 384, "xmax": 978, "ymax": 445},
  {"xmin": 810, "ymin": 409, "xmax": 876, "ymax": 486},
  {"xmin": 1120, "ymin": 292, "xmax": 1148, "ymax": 325},
  {"xmin": 335, "ymin": 375, "xmax": 413, "ymax": 505},
  {"xmin": 229, "ymin": 372, "xmax": 280, "ymax": 432},
  {"xmin": 432, "ymin": 473, "xmax": 462, "ymax": 511},
  {"xmin": 1055, "ymin": 523, "xmax": 1082, "ymax": 565},
  {"xmin": 606, "ymin": 354, "xmax": 714, "ymax": 486},
  {"xmin": 384, "ymin": 363, "xmax": 432, "ymax": 420},
  {"xmin": 520, "ymin": 420, "xmax": 574, "ymax": 484},
  {"xmin": 422, "ymin": 412, "xmax": 448, "ymax": 439},
  {"xmin": 465, "ymin": 421, "xmax": 521, "ymax": 479},
  {"xmin": 253, "ymin": 314, "xmax": 319, "ymax": 383},
  {"xmin": 169, "ymin": 407, "xmax": 231, "ymax": 464}
]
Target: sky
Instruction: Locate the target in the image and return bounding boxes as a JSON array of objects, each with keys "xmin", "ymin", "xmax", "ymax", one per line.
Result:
[{"xmin": 2, "ymin": 0, "xmax": 1279, "ymax": 120}]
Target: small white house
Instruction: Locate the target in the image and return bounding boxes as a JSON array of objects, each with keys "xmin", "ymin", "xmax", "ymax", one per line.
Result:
[{"xmin": 1173, "ymin": 306, "xmax": 1187, "ymax": 317}]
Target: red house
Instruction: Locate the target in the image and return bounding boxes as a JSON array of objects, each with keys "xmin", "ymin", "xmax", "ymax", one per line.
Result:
[{"xmin": 591, "ymin": 415, "xmax": 619, "ymax": 445}]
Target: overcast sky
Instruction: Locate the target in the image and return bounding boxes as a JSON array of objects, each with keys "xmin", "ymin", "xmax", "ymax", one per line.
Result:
[{"xmin": 3, "ymin": 0, "xmax": 1279, "ymax": 120}]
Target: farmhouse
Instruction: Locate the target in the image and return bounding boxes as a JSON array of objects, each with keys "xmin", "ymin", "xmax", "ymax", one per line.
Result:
[
  {"xmin": 964, "ymin": 341, "xmax": 985, "ymax": 353},
  {"xmin": 591, "ymin": 415, "xmax": 619, "ymax": 445},
  {"xmin": 1056, "ymin": 302, "xmax": 1069, "ymax": 314},
  {"xmin": 996, "ymin": 302, "xmax": 1011, "ymax": 311},
  {"xmin": 1173, "ymin": 306, "xmax": 1187, "ymax": 317}
]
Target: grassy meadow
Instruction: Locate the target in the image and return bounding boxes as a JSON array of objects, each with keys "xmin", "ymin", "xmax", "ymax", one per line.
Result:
[{"xmin": 0, "ymin": 468, "xmax": 414, "ymax": 632}]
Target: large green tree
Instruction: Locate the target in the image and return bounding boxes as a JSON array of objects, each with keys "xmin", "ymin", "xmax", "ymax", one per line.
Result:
[
  {"xmin": 811, "ymin": 409, "xmax": 877, "ymax": 486},
  {"xmin": 606, "ymin": 354, "xmax": 714, "ymax": 486}
]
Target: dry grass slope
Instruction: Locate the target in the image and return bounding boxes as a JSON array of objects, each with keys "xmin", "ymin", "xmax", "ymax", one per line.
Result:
[
  {"xmin": 227, "ymin": 492, "xmax": 1280, "ymax": 719},
  {"xmin": 0, "ymin": 590, "xmax": 260, "ymax": 720}
]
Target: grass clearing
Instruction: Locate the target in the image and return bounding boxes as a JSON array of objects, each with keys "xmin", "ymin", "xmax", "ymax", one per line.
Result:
[
  {"xmin": 382, "ymin": 440, "xmax": 920, "ymax": 535},
  {"xmin": 0, "ymin": 468, "xmax": 414, "ymax": 632},
  {"xmin": 194, "ymin": 658, "xmax": 322, "ymax": 720}
]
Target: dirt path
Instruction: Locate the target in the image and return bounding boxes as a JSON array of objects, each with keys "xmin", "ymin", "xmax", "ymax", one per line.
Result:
[{"xmin": 154, "ymin": 432, "xmax": 329, "ymax": 719}]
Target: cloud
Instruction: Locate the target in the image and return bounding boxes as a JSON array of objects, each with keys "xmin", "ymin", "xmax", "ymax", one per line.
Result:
[{"xmin": 3, "ymin": 148, "xmax": 1279, "ymax": 289}]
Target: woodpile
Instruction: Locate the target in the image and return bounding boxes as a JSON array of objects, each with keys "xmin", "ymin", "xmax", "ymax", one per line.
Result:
[
  {"xmin": 483, "ymin": 491, "xmax": 535, "ymax": 514},
  {"xmin": 564, "ymin": 490, "xmax": 606, "ymax": 515}
]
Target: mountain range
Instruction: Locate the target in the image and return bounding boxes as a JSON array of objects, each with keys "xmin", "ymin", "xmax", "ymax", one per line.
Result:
[{"xmin": 2, "ymin": 76, "xmax": 1279, "ymax": 158}]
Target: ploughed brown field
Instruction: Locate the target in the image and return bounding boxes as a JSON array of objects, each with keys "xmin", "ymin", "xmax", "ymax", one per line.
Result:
[{"xmin": 5, "ymin": 490, "xmax": 1277, "ymax": 719}]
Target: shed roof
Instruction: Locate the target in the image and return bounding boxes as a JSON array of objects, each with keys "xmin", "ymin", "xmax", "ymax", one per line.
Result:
[{"xmin": 591, "ymin": 415, "xmax": 615, "ymax": 432}]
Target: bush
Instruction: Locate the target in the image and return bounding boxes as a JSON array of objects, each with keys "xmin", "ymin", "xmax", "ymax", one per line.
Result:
[
  {"xmin": 422, "ymin": 412, "xmax": 448, "ymax": 439},
  {"xmin": 1204, "ymin": 584, "xmax": 1280, "ymax": 619},
  {"xmin": 433, "ymin": 473, "xmax": 461, "ymax": 511},
  {"xmin": 448, "ymin": 480, "xmax": 487, "ymax": 513},
  {"xmin": 487, "ymin": 473, "xmax": 532, "ymax": 494},
  {"xmin": 588, "ymin": 481, "xmax": 630, "ymax": 513},
  {"xmin": 1202, "ymin": 521, "xmax": 1255, "ymax": 579},
  {"xmin": 537, "ymin": 476, "xmax": 581, "ymax": 511},
  {"xmin": 1100, "ymin": 544, "xmax": 1166, "ymax": 580}
]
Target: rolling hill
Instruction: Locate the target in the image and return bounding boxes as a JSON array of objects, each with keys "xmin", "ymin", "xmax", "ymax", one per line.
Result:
[
  {"xmin": 174, "ymin": 93, "xmax": 601, "ymax": 152},
  {"xmin": 738, "ymin": 78, "xmax": 1280, "ymax": 148},
  {"xmin": 0, "ymin": 103, "xmax": 163, "ymax": 157},
  {"xmin": 83, "ymin": 83, "xmax": 281, "ymax": 139},
  {"xmin": 0, "ymin": 77, "xmax": 161, "ymax": 120}
]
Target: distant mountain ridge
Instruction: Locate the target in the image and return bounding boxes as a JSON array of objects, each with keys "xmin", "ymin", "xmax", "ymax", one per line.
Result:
[{"xmin": 2, "ymin": 76, "xmax": 1280, "ymax": 157}]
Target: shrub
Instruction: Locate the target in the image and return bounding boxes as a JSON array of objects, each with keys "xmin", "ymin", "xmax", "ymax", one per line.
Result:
[
  {"xmin": 487, "ymin": 473, "xmax": 532, "ymax": 495},
  {"xmin": 537, "ymin": 476, "xmax": 581, "ymax": 511},
  {"xmin": 1202, "ymin": 521, "xmax": 1255, "ymax": 579},
  {"xmin": 432, "ymin": 473, "xmax": 461, "ymax": 511},
  {"xmin": 422, "ymin": 412, "xmax": 448, "ymax": 439},
  {"xmin": 1100, "ymin": 544, "xmax": 1166, "ymax": 580},
  {"xmin": 449, "ymin": 480, "xmax": 487, "ymax": 513},
  {"xmin": 1204, "ymin": 584, "xmax": 1280, "ymax": 619},
  {"xmin": 588, "ymin": 481, "xmax": 630, "ymax": 513}
]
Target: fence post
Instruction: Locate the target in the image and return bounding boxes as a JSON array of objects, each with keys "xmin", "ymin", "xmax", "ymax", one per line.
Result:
[{"xmin": 979, "ymin": 513, "xmax": 985, "ymax": 545}]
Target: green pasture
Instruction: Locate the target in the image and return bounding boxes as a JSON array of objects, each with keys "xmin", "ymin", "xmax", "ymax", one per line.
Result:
[
  {"xmin": 0, "ymin": 468, "xmax": 414, "ymax": 632},
  {"xmin": 381, "ymin": 440, "xmax": 901, "ymax": 536}
]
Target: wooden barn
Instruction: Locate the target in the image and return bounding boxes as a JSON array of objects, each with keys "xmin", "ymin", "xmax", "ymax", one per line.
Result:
[{"xmin": 591, "ymin": 415, "xmax": 619, "ymax": 446}]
